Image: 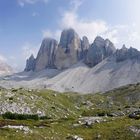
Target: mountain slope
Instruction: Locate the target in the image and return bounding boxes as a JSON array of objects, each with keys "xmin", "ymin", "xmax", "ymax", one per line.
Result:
[
  {"xmin": 1, "ymin": 50, "xmax": 140, "ymax": 94},
  {"xmin": 43, "ymin": 56, "xmax": 140, "ymax": 93},
  {"xmin": 44, "ymin": 62, "xmax": 90, "ymax": 92}
]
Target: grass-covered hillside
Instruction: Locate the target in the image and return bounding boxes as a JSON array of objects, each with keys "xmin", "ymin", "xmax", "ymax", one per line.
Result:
[{"xmin": 0, "ymin": 83, "xmax": 140, "ymax": 140}]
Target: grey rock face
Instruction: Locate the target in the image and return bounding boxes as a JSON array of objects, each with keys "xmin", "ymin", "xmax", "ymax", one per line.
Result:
[
  {"xmin": 86, "ymin": 36, "xmax": 116, "ymax": 67},
  {"xmin": 80, "ymin": 36, "xmax": 90, "ymax": 60},
  {"xmin": 35, "ymin": 38, "xmax": 58, "ymax": 71},
  {"xmin": 55, "ymin": 28, "xmax": 81, "ymax": 69},
  {"xmin": 24, "ymin": 54, "xmax": 35, "ymax": 71},
  {"xmin": 115, "ymin": 45, "xmax": 140, "ymax": 62}
]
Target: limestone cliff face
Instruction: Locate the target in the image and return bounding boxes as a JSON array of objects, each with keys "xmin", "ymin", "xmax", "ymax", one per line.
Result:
[
  {"xmin": 86, "ymin": 36, "xmax": 116, "ymax": 67},
  {"xmin": 55, "ymin": 28, "xmax": 81, "ymax": 69},
  {"xmin": 35, "ymin": 38, "xmax": 58, "ymax": 71}
]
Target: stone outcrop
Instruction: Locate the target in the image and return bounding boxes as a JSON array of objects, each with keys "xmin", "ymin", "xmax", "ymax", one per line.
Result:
[
  {"xmin": 35, "ymin": 38, "xmax": 58, "ymax": 71},
  {"xmin": 86, "ymin": 36, "xmax": 116, "ymax": 67},
  {"xmin": 24, "ymin": 54, "xmax": 35, "ymax": 71},
  {"xmin": 55, "ymin": 28, "xmax": 81, "ymax": 69}
]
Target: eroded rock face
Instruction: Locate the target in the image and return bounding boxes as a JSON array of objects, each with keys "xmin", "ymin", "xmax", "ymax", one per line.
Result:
[
  {"xmin": 55, "ymin": 28, "xmax": 81, "ymax": 69},
  {"xmin": 115, "ymin": 45, "xmax": 140, "ymax": 62},
  {"xmin": 24, "ymin": 54, "xmax": 35, "ymax": 71},
  {"xmin": 80, "ymin": 36, "xmax": 90, "ymax": 61},
  {"xmin": 86, "ymin": 36, "xmax": 116, "ymax": 67},
  {"xmin": 35, "ymin": 38, "xmax": 58, "ymax": 71}
]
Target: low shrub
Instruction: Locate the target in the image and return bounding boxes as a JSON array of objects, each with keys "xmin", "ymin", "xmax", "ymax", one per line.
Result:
[
  {"xmin": 2, "ymin": 112, "xmax": 39, "ymax": 120},
  {"xmin": 40, "ymin": 116, "xmax": 51, "ymax": 120},
  {"xmin": 2, "ymin": 112, "xmax": 50, "ymax": 120},
  {"xmin": 11, "ymin": 88, "xmax": 18, "ymax": 92},
  {"xmin": 9, "ymin": 97, "xmax": 13, "ymax": 100},
  {"xmin": 82, "ymin": 108, "xmax": 112, "ymax": 117}
]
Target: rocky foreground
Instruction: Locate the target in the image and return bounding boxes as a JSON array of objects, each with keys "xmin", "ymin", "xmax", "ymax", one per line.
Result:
[{"xmin": 0, "ymin": 83, "xmax": 140, "ymax": 140}]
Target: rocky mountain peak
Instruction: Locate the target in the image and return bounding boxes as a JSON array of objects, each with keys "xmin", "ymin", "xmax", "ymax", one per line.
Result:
[
  {"xmin": 55, "ymin": 28, "xmax": 81, "ymax": 69},
  {"xmin": 24, "ymin": 54, "xmax": 35, "ymax": 72},
  {"xmin": 80, "ymin": 36, "xmax": 90, "ymax": 60},
  {"xmin": 59, "ymin": 28, "xmax": 79, "ymax": 50},
  {"xmin": 122, "ymin": 44, "xmax": 128, "ymax": 51},
  {"xmin": 115, "ymin": 46, "xmax": 140, "ymax": 62},
  {"xmin": 34, "ymin": 38, "xmax": 58, "ymax": 71},
  {"xmin": 39, "ymin": 38, "xmax": 58, "ymax": 51},
  {"xmin": 81, "ymin": 36, "xmax": 89, "ymax": 50},
  {"xmin": 86, "ymin": 37, "xmax": 116, "ymax": 67},
  {"xmin": 29, "ymin": 54, "xmax": 35, "ymax": 60},
  {"xmin": 24, "ymin": 38, "xmax": 58, "ymax": 72},
  {"xmin": 94, "ymin": 36, "xmax": 105, "ymax": 46},
  {"xmin": 24, "ymin": 29, "xmax": 140, "ymax": 72}
]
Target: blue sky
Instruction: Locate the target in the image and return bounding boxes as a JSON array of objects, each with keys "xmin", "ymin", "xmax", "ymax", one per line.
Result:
[{"xmin": 0, "ymin": 0, "xmax": 140, "ymax": 71}]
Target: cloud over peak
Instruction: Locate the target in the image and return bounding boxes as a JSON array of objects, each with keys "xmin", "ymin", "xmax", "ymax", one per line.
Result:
[{"xmin": 42, "ymin": 0, "xmax": 140, "ymax": 49}]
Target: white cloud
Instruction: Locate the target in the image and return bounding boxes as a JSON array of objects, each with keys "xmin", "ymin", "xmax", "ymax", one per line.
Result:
[
  {"xmin": 70, "ymin": 0, "xmax": 83, "ymax": 11},
  {"xmin": 128, "ymin": 32, "xmax": 140, "ymax": 42},
  {"xmin": 102, "ymin": 24, "xmax": 140, "ymax": 49},
  {"xmin": 59, "ymin": 7, "xmax": 140, "ymax": 47},
  {"xmin": 42, "ymin": 29, "xmax": 61, "ymax": 41},
  {"xmin": 102, "ymin": 29, "xmax": 118, "ymax": 44},
  {"xmin": 22, "ymin": 42, "xmax": 40, "ymax": 59},
  {"xmin": 60, "ymin": 11, "xmax": 108, "ymax": 42},
  {"xmin": 0, "ymin": 55, "xmax": 7, "ymax": 62},
  {"xmin": 18, "ymin": 0, "xmax": 48, "ymax": 7},
  {"xmin": 3, "ymin": 43, "xmax": 40, "ymax": 72},
  {"xmin": 42, "ymin": 10, "xmax": 109, "ymax": 43},
  {"xmin": 9, "ymin": 42, "xmax": 40, "ymax": 71},
  {"xmin": 42, "ymin": 0, "xmax": 110, "ymax": 43},
  {"xmin": 42, "ymin": 30, "xmax": 54, "ymax": 38},
  {"xmin": 42, "ymin": 0, "xmax": 140, "ymax": 50}
]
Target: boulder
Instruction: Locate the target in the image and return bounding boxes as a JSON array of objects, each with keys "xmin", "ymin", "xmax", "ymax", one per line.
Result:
[
  {"xmin": 66, "ymin": 135, "xmax": 83, "ymax": 140},
  {"xmin": 129, "ymin": 110, "xmax": 140, "ymax": 119}
]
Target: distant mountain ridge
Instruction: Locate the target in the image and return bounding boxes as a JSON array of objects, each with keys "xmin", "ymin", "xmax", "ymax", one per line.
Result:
[
  {"xmin": 0, "ymin": 60, "xmax": 13, "ymax": 76},
  {"xmin": 24, "ymin": 28, "xmax": 116, "ymax": 71},
  {"xmin": 25, "ymin": 28, "xmax": 140, "ymax": 73}
]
